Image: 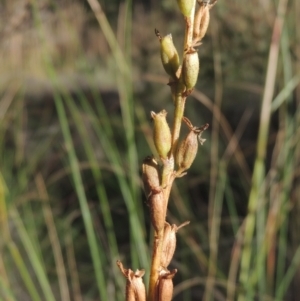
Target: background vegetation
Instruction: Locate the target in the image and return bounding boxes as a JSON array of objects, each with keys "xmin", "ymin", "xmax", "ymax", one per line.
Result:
[{"xmin": 0, "ymin": 0, "xmax": 299, "ymax": 300}]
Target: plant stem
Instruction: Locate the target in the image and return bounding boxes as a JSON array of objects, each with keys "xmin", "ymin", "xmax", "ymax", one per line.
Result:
[
  {"xmin": 148, "ymin": 229, "xmax": 163, "ymax": 301},
  {"xmin": 147, "ymin": 3, "xmax": 197, "ymax": 299},
  {"xmin": 171, "ymin": 94, "xmax": 187, "ymax": 154}
]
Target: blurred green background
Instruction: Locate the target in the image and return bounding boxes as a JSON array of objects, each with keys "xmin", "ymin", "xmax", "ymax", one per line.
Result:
[{"xmin": 0, "ymin": 0, "xmax": 300, "ymax": 300}]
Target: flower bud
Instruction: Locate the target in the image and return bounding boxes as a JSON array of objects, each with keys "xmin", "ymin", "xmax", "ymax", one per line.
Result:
[
  {"xmin": 142, "ymin": 156, "xmax": 161, "ymax": 198},
  {"xmin": 151, "ymin": 110, "xmax": 172, "ymax": 160},
  {"xmin": 161, "ymin": 221, "xmax": 190, "ymax": 268},
  {"xmin": 117, "ymin": 261, "xmax": 146, "ymax": 301},
  {"xmin": 176, "ymin": 117, "xmax": 209, "ymax": 173},
  {"xmin": 155, "ymin": 29, "xmax": 181, "ymax": 80},
  {"xmin": 177, "ymin": 0, "xmax": 194, "ymax": 17},
  {"xmin": 149, "ymin": 192, "xmax": 165, "ymax": 232},
  {"xmin": 182, "ymin": 49, "xmax": 199, "ymax": 90},
  {"xmin": 157, "ymin": 269, "xmax": 177, "ymax": 301}
]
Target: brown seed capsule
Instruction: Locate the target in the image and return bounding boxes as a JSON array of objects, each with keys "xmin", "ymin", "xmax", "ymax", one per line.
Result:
[
  {"xmin": 149, "ymin": 192, "xmax": 165, "ymax": 232},
  {"xmin": 176, "ymin": 117, "xmax": 209, "ymax": 174},
  {"xmin": 142, "ymin": 156, "xmax": 161, "ymax": 198},
  {"xmin": 155, "ymin": 29, "xmax": 181, "ymax": 80},
  {"xmin": 177, "ymin": 0, "xmax": 194, "ymax": 17},
  {"xmin": 161, "ymin": 221, "xmax": 190, "ymax": 268},
  {"xmin": 182, "ymin": 49, "xmax": 200, "ymax": 90},
  {"xmin": 117, "ymin": 261, "xmax": 146, "ymax": 301},
  {"xmin": 193, "ymin": 1, "xmax": 206, "ymax": 42},
  {"xmin": 151, "ymin": 110, "xmax": 172, "ymax": 160},
  {"xmin": 157, "ymin": 269, "xmax": 177, "ymax": 301},
  {"xmin": 198, "ymin": 5, "xmax": 210, "ymax": 41},
  {"xmin": 193, "ymin": 0, "xmax": 217, "ymax": 45}
]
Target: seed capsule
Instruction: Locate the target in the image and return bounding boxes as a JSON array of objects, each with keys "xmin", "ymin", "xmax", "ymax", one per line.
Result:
[
  {"xmin": 149, "ymin": 192, "xmax": 165, "ymax": 232},
  {"xmin": 182, "ymin": 49, "xmax": 199, "ymax": 90},
  {"xmin": 177, "ymin": 0, "xmax": 194, "ymax": 17},
  {"xmin": 142, "ymin": 156, "xmax": 161, "ymax": 198},
  {"xmin": 198, "ymin": 5, "xmax": 210, "ymax": 41},
  {"xmin": 117, "ymin": 261, "xmax": 146, "ymax": 301},
  {"xmin": 176, "ymin": 117, "xmax": 209, "ymax": 174},
  {"xmin": 193, "ymin": 0, "xmax": 217, "ymax": 44},
  {"xmin": 193, "ymin": 1, "xmax": 206, "ymax": 42},
  {"xmin": 151, "ymin": 110, "xmax": 172, "ymax": 160},
  {"xmin": 161, "ymin": 221, "xmax": 190, "ymax": 268},
  {"xmin": 155, "ymin": 29, "xmax": 181, "ymax": 80},
  {"xmin": 156, "ymin": 269, "xmax": 177, "ymax": 301}
]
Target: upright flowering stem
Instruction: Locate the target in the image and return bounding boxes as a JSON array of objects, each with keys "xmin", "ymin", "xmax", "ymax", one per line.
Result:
[
  {"xmin": 118, "ymin": 0, "xmax": 216, "ymax": 300},
  {"xmin": 148, "ymin": 3, "xmax": 197, "ymax": 301}
]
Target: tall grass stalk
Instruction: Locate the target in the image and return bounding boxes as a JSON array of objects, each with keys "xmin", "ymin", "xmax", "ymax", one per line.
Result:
[
  {"xmin": 238, "ymin": 0, "xmax": 288, "ymax": 299},
  {"xmin": 99, "ymin": 0, "xmax": 219, "ymax": 299}
]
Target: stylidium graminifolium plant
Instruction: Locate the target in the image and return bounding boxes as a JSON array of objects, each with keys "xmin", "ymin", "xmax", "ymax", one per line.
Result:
[{"xmin": 117, "ymin": 0, "xmax": 217, "ymax": 300}]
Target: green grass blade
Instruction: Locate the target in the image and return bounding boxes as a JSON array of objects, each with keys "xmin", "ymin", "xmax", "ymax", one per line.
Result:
[
  {"xmin": 9, "ymin": 207, "xmax": 56, "ymax": 301},
  {"xmin": 52, "ymin": 91, "xmax": 108, "ymax": 300},
  {"xmin": 275, "ymin": 245, "xmax": 300, "ymax": 300},
  {"xmin": 63, "ymin": 88, "xmax": 124, "ymax": 298},
  {"xmin": 7, "ymin": 242, "xmax": 42, "ymax": 301},
  {"xmin": 79, "ymin": 90, "xmax": 149, "ymax": 270}
]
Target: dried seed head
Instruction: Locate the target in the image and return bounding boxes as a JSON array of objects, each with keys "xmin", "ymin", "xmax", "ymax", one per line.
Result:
[
  {"xmin": 149, "ymin": 192, "xmax": 165, "ymax": 232},
  {"xmin": 177, "ymin": 0, "xmax": 194, "ymax": 17},
  {"xmin": 161, "ymin": 221, "xmax": 190, "ymax": 268},
  {"xmin": 176, "ymin": 117, "xmax": 209, "ymax": 173},
  {"xmin": 142, "ymin": 156, "xmax": 161, "ymax": 198},
  {"xmin": 117, "ymin": 261, "xmax": 146, "ymax": 301},
  {"xmin": 182, "ymin": 49, "xmax": 200, "ymax": 90},
  {"xmin": 155, "ymin": 29, "xmax": 181, "ymax": 80},
  {"xmin": 151, "ymin": 110, "xmax": 172, "ymax": 160},
  {"xmin": 157, "ymin": 269, "xmax": 177, "ymax": 301}
]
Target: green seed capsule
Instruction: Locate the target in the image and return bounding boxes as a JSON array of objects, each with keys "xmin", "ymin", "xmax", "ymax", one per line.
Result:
[
  {"xmin": 177, "ymin": 0, "xmax": 194, "ymax": 17},
  {"xmin": 161, "ymin": 221, "xmax": 190, "ymax": 268},
  {"xmin": 156, "ymin": 29, "xmax": 181, "ymax": 80},
  {"xmin": 176, "ymin": 117, "xmax": 208, "ymax": 174},
  {"xmin": 151, "ymin": 110, "xmax": 172, "ymax": 160},
  {"xmin": 142, "ymin": 156, "xmax": 161, "ymax": 198},
  {"xmin": 117, "ymin": 261, "xmax": 146, "ymax": 301},
  {"xmin": 182, "ymin": 49, "xmax": 199, "ymax": 90}
]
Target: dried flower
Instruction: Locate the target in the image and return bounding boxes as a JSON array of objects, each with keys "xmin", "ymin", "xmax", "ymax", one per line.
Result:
[
  {"xmin": 161, "ymin": 221, "xmax": 190, "ymax": 268},
  {"xmin": 156, "ymin": 269, "xmax": 177, "ymax": 301},
  {"xmin": 117, "ymin": 260, "xmax": 146, "ymax": 301}
]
